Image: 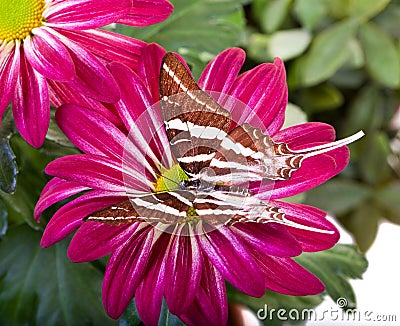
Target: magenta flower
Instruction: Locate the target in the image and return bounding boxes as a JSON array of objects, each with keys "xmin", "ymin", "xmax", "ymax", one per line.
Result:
[
  {"xmin": 35, "ymin": 44, "xmax": 361, "ymax": 325},
  {"xmin": 0, "ymin": 0, "xmax": 173, "ymax": 148}
]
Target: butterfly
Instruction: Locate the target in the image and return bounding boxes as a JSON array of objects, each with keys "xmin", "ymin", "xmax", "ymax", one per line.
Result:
[{"xmin": 87, "ymin": 53, "xmax": 363, "ymax": 229}]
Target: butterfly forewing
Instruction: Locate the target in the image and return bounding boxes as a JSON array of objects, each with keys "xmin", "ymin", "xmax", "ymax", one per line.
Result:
[
  {"xmin": 202, "ymin": 123, "xmax": 305, "ymax": 184},
  {"xmin": 160, "ymin": 53, "xmax": 232, "ymax": 176}
]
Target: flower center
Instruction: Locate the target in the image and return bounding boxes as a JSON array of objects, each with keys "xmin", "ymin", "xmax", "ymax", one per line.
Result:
[
  {"xmin": 180, "ymin": 206, "xmax": 201, "ymax": 225},
  {"xmin": 0, "ymin": 0, "xmax": 45, "ymax": 42},
  {"xmin": 154, "ymin": 164, "xmax": 189, "ymax": 193},
  {"xmin": 154, "ymin": 164, "xmax": 202, "ymax": 225}
]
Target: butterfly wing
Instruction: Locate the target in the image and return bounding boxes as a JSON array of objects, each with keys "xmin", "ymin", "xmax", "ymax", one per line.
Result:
[
  {"xmin": 193, "ymin": 190, "xmax": 333, "ymax": 235},
  {"xmin": 200, "ymin": 123, "xmax": 305, "ymax": 184},
  {"xmin": 159, "ymin": 53, "xmax": 304, "ymax": 184},
  {"xmin": 160, "ymin": 53, "xmax": 232, "ymax": 177},
  {"xmin": 86, "ymin": 190, "xmax": 196, "ymax": 225}
]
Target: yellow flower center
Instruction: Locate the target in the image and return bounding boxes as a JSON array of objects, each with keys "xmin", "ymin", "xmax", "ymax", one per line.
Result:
[
  {"xmin": 0, "ymin": 0, "xmax": 45, "ymax": 42},
  {"xmin": 154, "ymin": 163, "xmax": 189, "ymax": 193},
  {"xmin": 154, "ymin": 164, "xmax": 201, "ymax": 225},
  {"xmin": 180, "ymin": 206, "xmax": 201, "ymax": 225}
]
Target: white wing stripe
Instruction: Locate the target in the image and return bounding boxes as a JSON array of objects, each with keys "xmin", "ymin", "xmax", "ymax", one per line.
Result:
[
  {"xmin": 178, "ymin": 153, "xmax": 215, "ymax": 163},
  {"xmin": 132, "ymin": 198, "xmax": 187, "ymax": 217},
  {"xmin": 166, "ymin": 119, "xmax": 227, "ymax": 140}
]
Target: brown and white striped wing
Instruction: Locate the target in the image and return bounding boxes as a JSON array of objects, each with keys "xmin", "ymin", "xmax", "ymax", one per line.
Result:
[
  {"xmin": 194, "ymin": 191, "xmax": 332, "ymax": 234},
  {"xmin": 193, "ymin": 191, "xmax": 288, "ymax": 227},
  {"xmin": 160, "ymin": 53, "xmax": 232, "ymax": 176},
  {"xmin": 203, "ymin": 123, "xmax": 305, "ymax": 184},
  {"xmin": 86, "ymin": 191, "xmax": 196, "ymax": 225},
  {"xmin": 85, "ymin": 190, "xmax": 328, "ymax": 233}
]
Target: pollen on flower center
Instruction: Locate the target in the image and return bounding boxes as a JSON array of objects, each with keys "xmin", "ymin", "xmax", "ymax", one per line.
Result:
[
  {"xmin": 0, "ymin": 0, "xmax": 45, "ymax": 42},
  {"xmin": 179, "ymin": 206, "xmax": 201, "ymax": 225}
]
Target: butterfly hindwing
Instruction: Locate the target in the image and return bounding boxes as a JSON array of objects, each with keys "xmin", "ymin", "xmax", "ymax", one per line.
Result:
[{"xmin": 87, "ymin": 191, "xmax": 198, "ymax": 225}]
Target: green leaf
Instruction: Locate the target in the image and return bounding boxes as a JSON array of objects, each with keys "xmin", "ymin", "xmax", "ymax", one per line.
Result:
[
  {"xmin": 324, "ymin": 0, "xmax": 389, "ymax": 20},
  {"xmin": 247, "ymin": 33, "xmax": 270, "ymax": 63},
  {"xmin": 119, "ymin": 300, "xmax": 141, "ymax": 326},
  {"xmin": 0, "ymin": 110, "xmax": 17, "ymax": 194},
  {"xmin": 0, "ymin": 201, "xmax": 7, "ymax": 237},
  {"xmin": 324, "ymin": 0, "xmax": 351, "ymax": 19},
  {"xmin": 282, "ymin": 102, "xmax": 307, "ymax": 129},
  {"xmin": 295, "ymin": 244, "xmax": 368, "ymax": 308},
  {"xmin": 345, "ymin": 38, "xmax": 364, "ymax": 69},
  {"xmin": 294, "ymin": 0, "xmax": 328, "ymax": 30},
  {"xmin": 329, "ymin": 69, "xmax": 366, "ymax": 89},
  {"xmin": 247, "ymin": 29, "xmax": 311, "ymax": 62},
  {"xmin": 358, "ymin": 132, "xmax": 392, "ymax": 185},
  {"xmin": 359, "ymin": 22, "xmax": 400, "ymax": 88},
  {"xmin": 375, "ymin": 181, "xmax": 400, "ymax": 224},
  {"xmin": 0, "ymin": 137, "xmax": 52, "ymax": 229},
  {"xmin": 305, "ymin": 179, "xmax": 372, "ymax": 216},
  {"xmin": 340, "ymin": 204, "xmax": 381, "ymax": 252},
  {"xmin": 268, "ymin": 29, "xmax": 312, "ymax": 60},
  {"xmin": 345, "ymin": 0, "xmax": 390, "ymax": 21},
  {"xmin": 158, "ymin": 300, "xmax": 185, "ymax": 326},
  {"xmin": 119, "ymin": 299, "xmax": 184, "ymax": 326},
  {"xmin": 0, "ymin": 225, "xmax": 116, "ymax": 326},
  {"xmin": 342, "ymin": 85, "xmax": 384, "ymax": 136},
  {"xmin": 260, "ymin": 0, "xmax": 292, "ymax": 34},
  {"xmin": 46, "ymin": 109, "xmax": 75, "ymax": 148},
  {"xmin": 116, "ymin": 0, "xmax": 246, "ymax": 74},
  {"xmin": 302, "ymin": 19, "xmax": 357, "ymax": 86},
  {"xmin": 373, "ymin": 2, "xmax": 400, "ymax": 39},
  {"xmin": 296, "ymin": 83, "xmax": 344, "ymax": 113}
]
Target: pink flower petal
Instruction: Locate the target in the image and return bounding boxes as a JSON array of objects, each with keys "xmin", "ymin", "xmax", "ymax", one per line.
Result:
[
  {"xmin": 137, "ymin": 43, "xmax": 166, "ymax": 101},
  {"xmin": 164, "ymin": 226, "xmax": 202, "ymax": 314},
  {"xmin": 34, "ymin": 177, "xmax": 89, "ymax": 221},
  {"xmin": 198, "ymin": 48, "xmax": 245, "ymax": 95},
  {"xmin": 46, "ymin": 27, "xmax": 120, "ymax": 103},
  {"xmin": 0, "ymin": 42, "xmax": 20, "ymax": 116},
  {"xmin": 229, "ymin": 58, "xmax": 287, "ymax": 136},
  {"xmin": 271, "ymin": 200, "xmax": 340, "ymax": 252},
  {"xmin": 45, "ymin": 154, "xmax": 126, "ymax": 192},
  {"xmin": 117, "ymin": 0, "xmax": 174, "ymax": 27},
  {"xmin": 231, "ymin": 222, "xmax": 302, "ymax": 257},
  {"xmin": 55, "ymin": 104, "xmax": 127, "ymax": 159},
  {"xmin": 135, "ymin": 231, "xmax": 170, "ymax": 325},
  {"xmin": 41, "ymin": 190, "xmax": 126, "ymax": 247},
  {"xmin": 13, "ymin": 50, "xmax": 49, "ymax": 148},
  {"xmin": 68, "ymin": 221, "xmax": 138, "ymax": 262},
  {"xmin": 108, "ymin": 62, "xmax": 152, "ymax": 124},
  {"xmin": 24, "ymin": 28, "xmax": 75, "ymax": 81},
  {"xmin": 254, "ymin": 255, "xmax": 325, "ymax": 295},
  {"xmin": 273, "ymin": 122, "xmax": 336, "ymax": 146},
  {"xmin": 48, "ymin": 80, "xmax": 122, "ymax": 127},
  {"xmin": 255, "ymin": 146, "xmax": 350, "ymax": 199},
  {"xmin": 197, "ymin": 225, "xmax": 265, "ymax": 297},
  {"xmin": 103, "ymin": 225, "xmax": 154, "ymax": 319},
  {"xmin": 58, "ymin": 29, "xmax": 145, "ymax": 71},
  {"xmin": 44, "ymin": 0, "xmax": 131, "ymax": 30},
  {"xmin": 180, "ymin": 258, "xmax": 227, "ymax": 326},
  {"xmin": 108, "ymin": 62, "xmax": 172, "ymax": 168}
]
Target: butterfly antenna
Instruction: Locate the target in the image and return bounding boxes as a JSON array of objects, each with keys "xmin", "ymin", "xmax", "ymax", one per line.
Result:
[{"xmin": 295, "ymin": 130, "xmax": 364, "ymax": 158}]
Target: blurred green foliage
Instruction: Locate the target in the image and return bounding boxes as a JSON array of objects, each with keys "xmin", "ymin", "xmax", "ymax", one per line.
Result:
[
  {"xmin": 3, "ymin": 0, "xmax": 397, "ymax": 324},
  {"xmin": 244, "ymin": 0, "xmax": 400, "ymax": 252}
]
